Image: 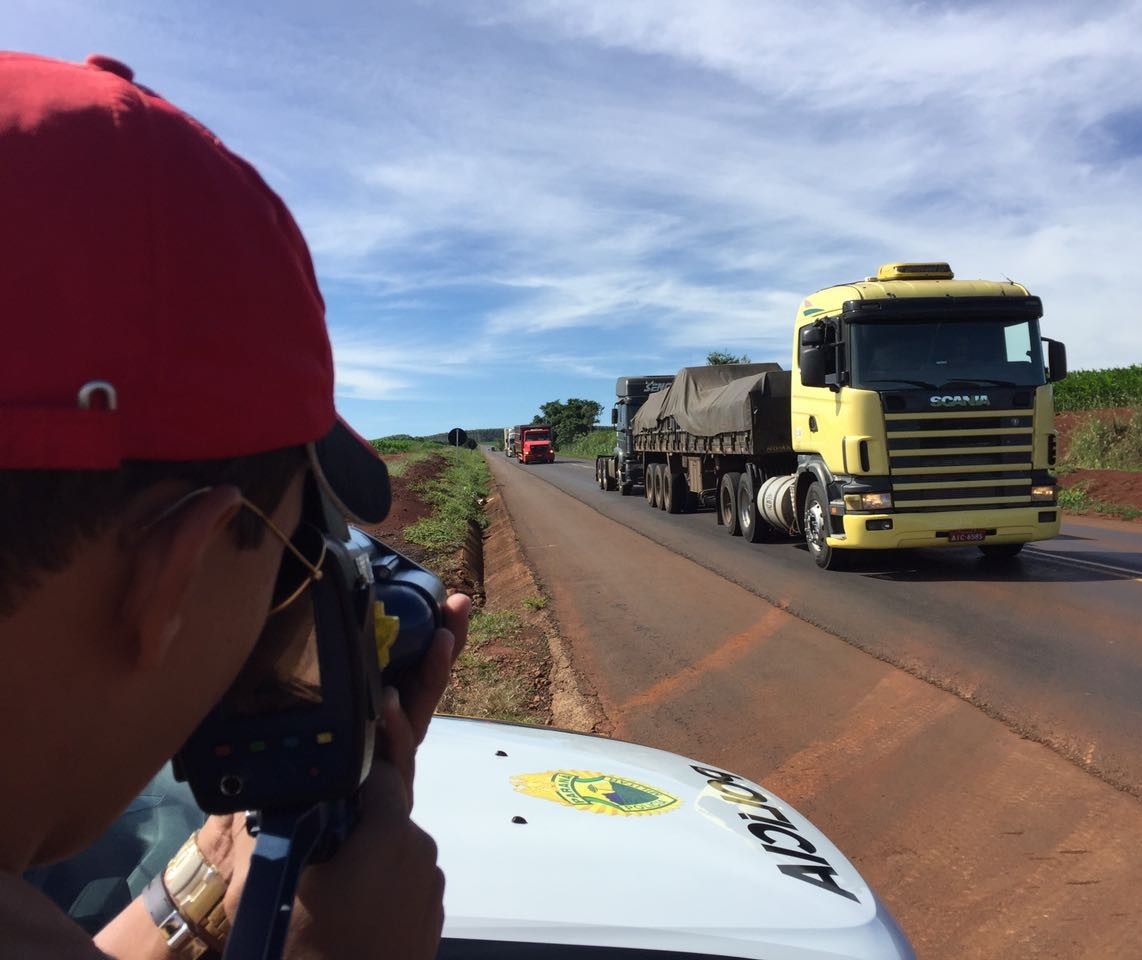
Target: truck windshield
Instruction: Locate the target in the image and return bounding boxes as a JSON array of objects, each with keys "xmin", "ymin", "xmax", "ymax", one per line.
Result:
[
  {"xmin": 527, "ymin": 429, "xmax": 551, "ymax": 441},
  {"xmin": 850, "ymin": 317, "xmax": 1047, "ymax": 390}
]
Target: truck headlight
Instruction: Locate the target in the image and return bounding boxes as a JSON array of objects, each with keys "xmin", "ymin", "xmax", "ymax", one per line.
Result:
[
  {"xmin": 1031, "ymin": 484, "xmax": 1056, "ymax": 502},
  {"xmin": 843, "ymin": 492, "xmax": 893, "ymax": 512}
]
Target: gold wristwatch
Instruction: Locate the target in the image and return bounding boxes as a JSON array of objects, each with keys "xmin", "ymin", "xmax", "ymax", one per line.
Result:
[{"xmin": 142, "ymin": 831, "xmax": 230, "ymax": 958}]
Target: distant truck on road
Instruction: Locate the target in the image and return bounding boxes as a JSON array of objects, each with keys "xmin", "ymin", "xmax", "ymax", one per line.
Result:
[
  {"xmin": 597, "ymin": 262, "xmax": 1068, "ymax": 569},
  {"xmin": 504, "ymin": 425, "xmax": 519, "ymax": 458},
  {"xmin": 518, "ymin": 423, "xmax": 555, "ymax": 464}
]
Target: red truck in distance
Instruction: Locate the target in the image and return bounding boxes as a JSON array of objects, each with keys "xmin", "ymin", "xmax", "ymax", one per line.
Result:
[{"xmin": 518, "ymin": 424, "xmax": 555, "ymax": 464}]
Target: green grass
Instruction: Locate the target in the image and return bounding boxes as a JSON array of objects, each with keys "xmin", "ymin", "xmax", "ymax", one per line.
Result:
[
  {"xmin": 403, "ymin": 448, "xmax": 490, "ymax": 564},
  {"xmin": 468, "ymin": 609, "xmax": 523, "ymax": 647},
  {"xmin": 1058, "ymin": 484, "xmax": 1142, "ymax": 521},
  {"xmin": 1054, "ymin": 366, "xmax": 1142, "ymax": 411},
  {"xmin": 384, "ymin": 451, "xmax": 431, "ymax": 478},
  {"xmin": 441, "ymin": 608, "xmax": 532, "ymax": 722},
  {"xmin": 522, "ymin": 595, "xmax": 547, "ymax": 611},
  {"xmin": 558, "ymin": 428, "xmax": 616, "ymax": 458},
  {"xmin": 1060, "ymin": 410, "xmax": 1142, "ymax": 472}
]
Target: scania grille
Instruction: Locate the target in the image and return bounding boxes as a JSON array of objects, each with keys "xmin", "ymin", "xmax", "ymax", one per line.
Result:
[{"xmin": 884, "ymin": 410, "xmax": 1034, "ymax": 513}]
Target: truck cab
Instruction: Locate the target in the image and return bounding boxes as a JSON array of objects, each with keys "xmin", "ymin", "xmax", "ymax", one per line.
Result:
[
  {"xmin": 519, "ymin": 424, "xmax": 554, "ymax": 464},
  {"xmin": 792, "ymin": 262, "xmax": 1066, "ymax": 567},
  {"xmin": 605, "ymin": 375, "xmax": 676, "ymax": 493}
]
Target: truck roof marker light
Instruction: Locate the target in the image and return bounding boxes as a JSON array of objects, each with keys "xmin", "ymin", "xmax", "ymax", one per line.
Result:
[{"xmin": 877, "ymin": 262, "xmax": 954, "ymax": 281}]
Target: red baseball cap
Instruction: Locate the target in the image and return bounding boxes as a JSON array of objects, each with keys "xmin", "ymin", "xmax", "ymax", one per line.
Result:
[{"xmin": 0, "ymin": 52, "xmax": 389, "ymax": 523}]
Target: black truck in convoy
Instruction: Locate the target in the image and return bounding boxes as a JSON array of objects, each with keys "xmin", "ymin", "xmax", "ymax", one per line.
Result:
[{"xmin": 594, "ymin": 374, "xmax": 675, "ymax": 494}]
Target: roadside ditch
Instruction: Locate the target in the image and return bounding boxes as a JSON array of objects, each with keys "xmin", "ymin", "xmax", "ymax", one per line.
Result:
[{"xmin": 363, "ymin": 450, "xmax": 603, "ymax": 732}]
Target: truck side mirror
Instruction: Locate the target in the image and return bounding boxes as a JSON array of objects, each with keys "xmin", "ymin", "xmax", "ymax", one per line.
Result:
[
  {"xmin": 800, "ymin": 346, "xmax": 827, "ymax": 387},
  {"xmin": 611, "ymin": 406, "xmax": 618, "ymax": 425},
  {"xmin": 1045, "ymin": 338, "xmax": 1067, "ymax": 383}
]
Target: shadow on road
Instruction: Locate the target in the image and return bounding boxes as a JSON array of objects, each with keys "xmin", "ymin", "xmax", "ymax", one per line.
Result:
[{"xmin": 847, "ymin": 547, "xmax": 1137, "ymax": 584}]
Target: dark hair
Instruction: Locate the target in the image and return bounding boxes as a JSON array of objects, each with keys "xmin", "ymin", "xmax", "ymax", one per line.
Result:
[{"xmin": 0, "ymin": 446, "xmax": 307, "ymax": 617}]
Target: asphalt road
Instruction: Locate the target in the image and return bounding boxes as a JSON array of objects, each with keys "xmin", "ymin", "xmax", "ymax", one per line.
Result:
[{"xmin": 486, "ymin": 451, "xmax": 1142, "ymax": 960}]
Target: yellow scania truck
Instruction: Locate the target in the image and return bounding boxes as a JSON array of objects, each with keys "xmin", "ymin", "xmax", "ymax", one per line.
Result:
[{"xmin": 600, "ymin": 262, "xmax": 1068, "ymax": 569}]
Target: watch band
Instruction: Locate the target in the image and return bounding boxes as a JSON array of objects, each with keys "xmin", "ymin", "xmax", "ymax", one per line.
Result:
[{"xmin": 143, "ymin": 831, "xmax": 229, "ymax": 958}]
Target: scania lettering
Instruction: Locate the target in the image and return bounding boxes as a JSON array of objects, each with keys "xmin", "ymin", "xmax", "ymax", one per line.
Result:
[
  {"xmin": 930, "ymin": 394, "xmax": 991, "ymax": 407},
  {"xmin": 596, "ymin": 262, "xmax": 1067, "ymax": 569}
]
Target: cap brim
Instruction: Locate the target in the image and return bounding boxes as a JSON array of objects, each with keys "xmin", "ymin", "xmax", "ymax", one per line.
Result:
[{"xmin": 307, "ymin": 416, "xmax": 391, "ymax": 525}]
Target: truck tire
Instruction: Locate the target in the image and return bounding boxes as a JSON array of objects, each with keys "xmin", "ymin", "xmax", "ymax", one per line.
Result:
[
  {"xmin": 665, "ymin": 470, "xmax": 686, "ymax": 514},
  {"xmin": 620, "ymin": 477, "xmax": 632, "ymax": 496},
  {"xmin": 605, "ymin": 459, "xmax": 617, "ymax": 492},
  {"xmin": 595, "ymin": 459, "xmax": 604, "ymax": 489},
  {"xmin": 719, "ymin": 472, "xmax": 742, "ymax": 536},
  {"xmin": 803, "ymin": 481, "xmax": 844, "ymax": 569},
  {"xmin": 654, "ymin": 464, "xmax": 667, "ymax": 510},
  {"xmin": 979, "ymin": 543, "xmax": 1024, "ymax": 561},
  {"xmin": 645, "ymin": 464, "xmax": 657, "ymax": 506},
  {"xmin": 737, "ymin": 471, "xmax": 770, "ymax": 543}
]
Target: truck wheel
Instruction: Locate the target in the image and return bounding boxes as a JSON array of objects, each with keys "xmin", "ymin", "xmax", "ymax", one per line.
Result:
[
  {"xmin": 665, "ymin": 471, "xmax": 686, "ymax": 514},
  {"xmin": 645, "ymin": 465, "xmax": 657, "ymax": 506},
  {"xmin": 979, "ymin": 543, "xmax": 1024, "ymax": 561},
  {"xmin": 654, "ymin": 464, "xmax": 667, "ymax": 510},
  {"xmin": 620, "ymin": 480, "xmax": 632, "ymax": 496},
  {"xmin": 803, "ymin": 481, "xmax": 844, "ymax": 569},
  {"xmin": 737, "ymin": 472, "xmax": 770, "ymax": 543},
  {"xmin": 719, "ymin": 472, "xmax": 742, "ymax": 535},
  {"xmin": 605, "ymin": 460, "xmax": 617, "ymax": 492},
  {"xmin": 595, "ymin": 460, "xmax": 604, "ymax": 488}
]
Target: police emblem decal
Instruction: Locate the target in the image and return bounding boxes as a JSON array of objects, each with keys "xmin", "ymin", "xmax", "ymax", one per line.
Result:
[{"xmin": 511, "ymin": 771, "xmax": 680, "ymax": 816}]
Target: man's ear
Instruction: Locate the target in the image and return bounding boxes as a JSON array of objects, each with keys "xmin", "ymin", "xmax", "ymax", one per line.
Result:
[{"xmin": 120, "ymin": 486, "xmax": 244, "ymax": 670}]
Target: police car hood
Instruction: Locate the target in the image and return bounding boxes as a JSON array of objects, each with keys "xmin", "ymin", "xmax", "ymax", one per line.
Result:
[{"xmin": 416, "ymin": 717, "xmax": 913, "ymax": 959}]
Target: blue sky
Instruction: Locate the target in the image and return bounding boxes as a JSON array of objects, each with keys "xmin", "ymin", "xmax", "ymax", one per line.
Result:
[{"xmin": 10, "ymin": 0, "xmax": 1142, "ymax": 439}]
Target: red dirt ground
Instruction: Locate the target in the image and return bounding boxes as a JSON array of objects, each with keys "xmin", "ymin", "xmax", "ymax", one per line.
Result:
[{"xmin": 1055, "ymin": 408, "xmax": 1142, "ymax": 520}]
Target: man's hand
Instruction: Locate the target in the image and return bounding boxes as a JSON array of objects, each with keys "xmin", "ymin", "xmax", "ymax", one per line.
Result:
[{"xmin": 379, "ymin": 591, "xmax": 471, "ymax": 804}]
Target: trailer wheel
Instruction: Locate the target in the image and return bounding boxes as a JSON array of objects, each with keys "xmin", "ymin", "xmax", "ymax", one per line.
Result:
[
  {"xmin": 719, "ymin": 472, "xmax": 742, "ymax": 535},
  {"xmin": 737, "ymin": 471, "xmax": 769, "ymax": 543},
  {"xmin": 803, "ymin": 481, "xmax": 844, "ymax": 569},
  {"xmin": 979, "ymin": 543, "xmax": 1023, "ymax": 561},
  {"xmin": 665, "ymin": 470, "xmax": 686, "ymax": 514},
  {"xmin": 654, "ymin": 464, "xmax": 667, "ymax": 510},
  {"xmin": 604, "ymin": 459, "xmax": 617, "ymax": 491},
  {"xmin": 645, "ymin": 464, "xmax": 657, "ymax": 506}
]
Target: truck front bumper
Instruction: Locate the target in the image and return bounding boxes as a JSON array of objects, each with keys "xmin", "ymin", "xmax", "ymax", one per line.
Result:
[{"xmin": 828, "ymin": 505, "xmax": 1061, "ymax": 550}]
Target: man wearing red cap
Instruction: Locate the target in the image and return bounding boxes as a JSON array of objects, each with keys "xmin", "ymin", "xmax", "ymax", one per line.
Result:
[{"xmin": 0, "ymin": 51, "xmax": 469, "ymax": 957}]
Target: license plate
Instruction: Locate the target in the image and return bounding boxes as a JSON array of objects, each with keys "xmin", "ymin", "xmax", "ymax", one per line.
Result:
[{"xmin": 948, "ymin": 529, "xmax": 986, "ymax": 543}]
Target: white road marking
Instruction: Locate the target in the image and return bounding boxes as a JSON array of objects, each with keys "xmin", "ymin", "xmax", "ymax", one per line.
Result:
[{"xmin": 1025, "ymin": 546, "xmax": 1142, "ymax": 582}]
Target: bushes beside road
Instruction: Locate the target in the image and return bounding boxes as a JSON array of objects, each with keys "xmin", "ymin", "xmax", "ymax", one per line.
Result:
[{"xmin": 1054, "ymin": 365, "xmax": 1142, "ymax": 411}]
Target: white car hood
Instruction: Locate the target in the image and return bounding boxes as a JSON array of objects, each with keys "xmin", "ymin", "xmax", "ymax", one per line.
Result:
[{"xmin": 417, "ymin": 717, "xmax": 913, "ymax": 959}]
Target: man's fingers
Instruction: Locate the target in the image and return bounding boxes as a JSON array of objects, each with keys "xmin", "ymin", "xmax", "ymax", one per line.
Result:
[
  {"xmin": 400, "ymin": 592, "xmax": 470, "ymax": 742},
  {"xmin": 378, "ymin": 686, "xmax": 416, "ymax": 806},
  {"xmin": 443, "ymin": 592, "xmax": 471, "ymax": 664}
]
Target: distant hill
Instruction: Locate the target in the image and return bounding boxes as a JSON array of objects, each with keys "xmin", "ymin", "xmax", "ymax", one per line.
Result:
[{"xmin": 420, "ymin": 427, "xmax": 503, "ymax": 445}]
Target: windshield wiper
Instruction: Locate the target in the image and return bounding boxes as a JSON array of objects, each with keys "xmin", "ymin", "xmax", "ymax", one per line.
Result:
[
  {"xmin": 940, "ymin": 377, "xmax": 1017, "ymax": 387},
  {"xmin": 862, "ymin": 377, "xmax": 938, "ymax": 389}
]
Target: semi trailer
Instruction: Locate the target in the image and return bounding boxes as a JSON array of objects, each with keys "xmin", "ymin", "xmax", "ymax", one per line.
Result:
[{"xmin": 596, "ymin": 262, "xmax": 1067, "ymax": 569}]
